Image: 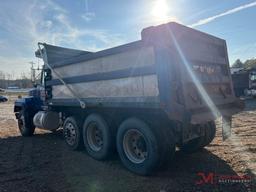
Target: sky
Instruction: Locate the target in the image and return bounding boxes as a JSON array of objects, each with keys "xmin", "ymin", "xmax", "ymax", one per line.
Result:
[{"xmin": 0, "ymin": 0, "xmax": 256, "ymax": 78}]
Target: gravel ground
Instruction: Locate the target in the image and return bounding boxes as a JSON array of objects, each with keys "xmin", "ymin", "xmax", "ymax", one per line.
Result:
[{"xmin": 0, "ymin": 96, "xmax": 255, "ymax": 192}]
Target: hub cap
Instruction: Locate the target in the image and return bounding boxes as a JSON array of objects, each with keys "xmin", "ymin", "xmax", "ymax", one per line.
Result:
[
  {"xmin": 123, "ymin": 129, "xmax": 148, "ymax": 164},
  {"xmin": 64, "ymin": 122, "xmax": 76, "ymax": 146},
  {"xmin": 86, "ymin": 122, "xmax": 103, "ymax": 151}
]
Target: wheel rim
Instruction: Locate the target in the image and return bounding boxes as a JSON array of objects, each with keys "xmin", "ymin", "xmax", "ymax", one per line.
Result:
[
  {"xmin": 64, "ymin": 122, "xmax": 77, "ymax": 146},
  {"xmin": 123, "ymin": 129, "xmax": 148, "ymax": 164},
  {"xmin": 86, "ymin": 122, "xmax": 103, "ymax": 152}
]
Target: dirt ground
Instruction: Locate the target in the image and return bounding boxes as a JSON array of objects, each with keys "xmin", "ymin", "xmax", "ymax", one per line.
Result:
[{"xmin": 0, "ymin": 96, "xmax": 255, "ymax": 192}]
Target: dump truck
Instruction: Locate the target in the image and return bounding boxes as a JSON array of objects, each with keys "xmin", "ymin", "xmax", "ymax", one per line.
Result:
[
  {"xmin": 14, "ymin": 22, "xmax": 244, "ymax": 175},
  {"xmin": 231, "ymin": 68, "xmax": 256, "ymax": 97}
]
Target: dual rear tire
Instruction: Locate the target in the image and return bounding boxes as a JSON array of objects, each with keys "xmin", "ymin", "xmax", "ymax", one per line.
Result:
[
  {"xmin": 83, "ymin": 114, "xmax": 115, "ymax": 160},
  {"xmin": 179, "ymin": 121, "xmax": 216, "ymax": 153},
  {"xmin": 63, "ymin": 114, "xmax": 115, "ymax": 160},
  {"xmin": 116, "ymin": 118, "xmax": 175, "ymax": 175},
  {"xmin": 63, "ymin": 114, "xmax": 175, "ymax": 175}
]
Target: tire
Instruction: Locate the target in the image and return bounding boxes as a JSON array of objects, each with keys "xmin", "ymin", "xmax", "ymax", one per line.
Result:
[
  {"xmin": 180, "ymin": 121, "xmax": 216, "ymax": 153},
  {"xmin": 116, "ymin": 118, "xmax": 173, "ymax": 175},
  {"xmin": 83, "ymin": 114, "xmax": 115, "ymax": 160},
  {"xmin": 200, "ymin": 121, "xmax": 216, "ymax": 147},
  {"xmin": 147, "ymin": 119, "xmax": 176, "ymax": 168},
  {"xmin": 180, "ymin": 137, "xmax": 204, "ymax": 153},
  {"xmin": 63, "ymin": 116, "xmax": 83, "ymax": 150},
  {"xmin": 18, "ymin": 110, "xmax": 35, "ymax": 137}
]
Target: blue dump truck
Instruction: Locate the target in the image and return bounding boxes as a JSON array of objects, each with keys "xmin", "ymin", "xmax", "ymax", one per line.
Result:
[{"xmin": 14, "ymin": 22, "xmax": 243, "ymax": 175}]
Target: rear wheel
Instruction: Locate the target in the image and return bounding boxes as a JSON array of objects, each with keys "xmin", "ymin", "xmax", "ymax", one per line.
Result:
[
  {"xmin": 63, "ymin": 116, "xmax": 83, "ymax": 150},
  {"xmin": 116, "ymin": 118, "xmax": 174, "ymax": 175},
  {"xmin": 123, "ymin": 129, "xmax": 148, "ymax": 164},
  {"xmin": 201, "ymin": 121, "xmax": 216, "ymax": 147},
  {"xmin": 180, "ymin": 121, "xmax": 216, "ymax": 153},
  {"xmin": 83, "ymin": 114, "xmax": 115, "ymax": 160},
  {"xmin": 18, "ymin": 110, "xmax": 35, "ymax": 137}
]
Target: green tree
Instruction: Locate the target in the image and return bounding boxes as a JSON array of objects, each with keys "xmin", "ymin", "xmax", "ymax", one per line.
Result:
[
  {"xmin": 232, "ymin": 59, "xmax": 244, "ymax": 68},
  {"xmin": 244, "ymin": 58, "xmax": 256, "ymax": 69}
]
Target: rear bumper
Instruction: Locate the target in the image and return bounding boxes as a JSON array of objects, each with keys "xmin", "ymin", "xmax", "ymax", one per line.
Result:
[{"xmin": 190, "ymin": 98, "xmax": 244, "ymax": 124}]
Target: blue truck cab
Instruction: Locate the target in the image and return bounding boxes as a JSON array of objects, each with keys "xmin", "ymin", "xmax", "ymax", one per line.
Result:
[{"xmin": 14, "ymin": 86, "xmax": 44, "ymax": 136}]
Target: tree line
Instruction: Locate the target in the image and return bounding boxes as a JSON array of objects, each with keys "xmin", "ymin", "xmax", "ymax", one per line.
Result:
[
  {"xmin": 0, "ymin": 71, "xmax": 32, "ymax": 89},
  {"xmin": 231, "ymin": 58, "xmax": 256, "ymax": 69}
]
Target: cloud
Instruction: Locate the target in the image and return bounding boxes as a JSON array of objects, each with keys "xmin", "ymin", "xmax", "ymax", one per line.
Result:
[
  {"xmin": 47, "ymin": 12, "xmax": 123, "ymax": 50},
  {"xmin": 20, "ymin": 1, "xmax": 123, "ymax": 49},
  {"xmin": 81, "ymin": 0, "xmax": 95, "ymax": 22},
  {"xmin": 0, "ymin": 0, "xmax": 125, "ymax": 77},
  {"xmin": 81, "ymin": 12, "xmax": 95, "ymax": 22},
  {"xmin": 0, "ymin": 56, "xmax": 34, "ymax": 78},
  {"xmin": 190, "ymin": 1, "xmax": 256, "ymax": 27}
]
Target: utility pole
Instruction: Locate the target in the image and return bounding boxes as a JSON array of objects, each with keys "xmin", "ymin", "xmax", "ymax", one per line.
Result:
[
  {"xmin": 29, "ymin": 61, "xmax": 36, "ymax": 83},
  {"xmin": 29, "ymin": 61, "xmax": 43, "ymax": 84}
]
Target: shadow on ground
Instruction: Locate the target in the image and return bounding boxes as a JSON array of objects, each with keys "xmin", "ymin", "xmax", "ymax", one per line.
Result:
[
  {"xmin": 0, "ymin": 130, "xmax": 252, "ymax": 192},
  {"xmin": 242, "ymin": 97, "xmax": 256, "ymax": 111}
]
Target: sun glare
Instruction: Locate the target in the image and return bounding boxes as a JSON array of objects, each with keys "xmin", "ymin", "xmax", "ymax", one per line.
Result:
[{"xmin": 151, "ymin": 0, "xmax": 169, "ymax": 22}]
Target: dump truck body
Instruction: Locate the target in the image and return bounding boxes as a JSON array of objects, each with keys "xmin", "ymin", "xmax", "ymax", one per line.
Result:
[
  {"xmin": 41, "ymin": 23, "xmax": 241, "ymax": 124},
  {"xmin": 14, "ymin": 22, "xmax": 244, "ymax": 175}
]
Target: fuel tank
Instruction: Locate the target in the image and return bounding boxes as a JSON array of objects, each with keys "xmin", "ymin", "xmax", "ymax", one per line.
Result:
[{"xmin": 33, "ymin": 111, "xmax": 60, "ymax": 130}]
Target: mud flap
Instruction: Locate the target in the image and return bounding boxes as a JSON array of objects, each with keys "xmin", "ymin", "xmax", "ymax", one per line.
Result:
[{"xmin": 222, "ymin": 116, "xmax": 232, "ymax": 140}]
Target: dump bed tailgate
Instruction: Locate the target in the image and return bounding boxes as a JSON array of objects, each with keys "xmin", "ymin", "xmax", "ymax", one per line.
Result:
[
  {"xmin": 169, "ymin": 24, "xmax": 243, "ymax": 123},
  {"xmin": 141, "ymin": 23, "xmax": 243, "ymax": 124},
  {"xmin": 177, "ymin": 28, "xmax": 232, "ymax": 107}
]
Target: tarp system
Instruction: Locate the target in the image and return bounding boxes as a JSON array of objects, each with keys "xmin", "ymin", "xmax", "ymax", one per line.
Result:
[{"xmin": 35, "ymin": 44, "xmax": 92, "ymax": 65}]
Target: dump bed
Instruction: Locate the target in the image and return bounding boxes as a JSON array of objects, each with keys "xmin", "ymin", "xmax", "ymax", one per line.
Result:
[{"xmin": 38, "ymin": 22, "xmax": 243, "ymax": 124}]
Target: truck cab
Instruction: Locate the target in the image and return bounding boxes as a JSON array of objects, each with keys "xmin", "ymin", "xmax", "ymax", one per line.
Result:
[{"xmin": 14, "ymin": 71, "xmax": 45, "ymax": 136}]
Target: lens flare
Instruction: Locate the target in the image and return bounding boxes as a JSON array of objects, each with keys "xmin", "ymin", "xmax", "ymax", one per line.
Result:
[
  {"xmin": 167, "ymin": 26, "xmax": 255, "ymax": 175},
  {"xmin": 151, "ymin": 0, "xmax": 169, "ymax": 22}
]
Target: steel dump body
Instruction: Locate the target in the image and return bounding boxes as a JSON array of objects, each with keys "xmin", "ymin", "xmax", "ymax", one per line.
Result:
[{"xmin": 40, "ymin": 22, "xmax": 242, "ymax": 125}]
